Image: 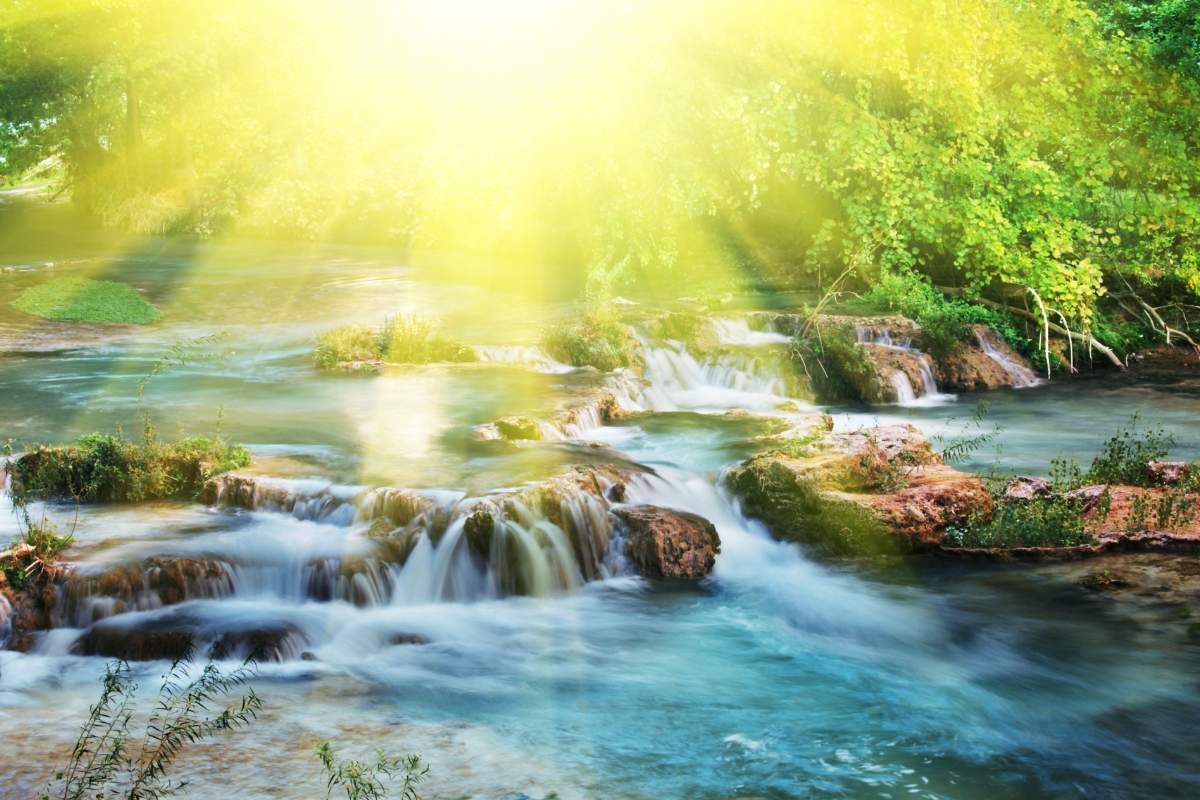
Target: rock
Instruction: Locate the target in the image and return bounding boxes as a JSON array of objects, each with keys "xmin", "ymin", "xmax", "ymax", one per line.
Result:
[
  {"xmin": 494, "ymin": 416, "xmax": 543, "ymax": 441},
  {"xmin": 857, "ymin": 345, "xmax": 939, "ymax": 404},
  {"xmin": 1058, "ymin": 484, "xmax": 1109, "ymax": 514},
  {"xmin": 613, "ymin": 505, "xmax": 721, "ymax": 579},
  {"xmin": 213, "ymin": 627, "xmax": 304, "ymax": 662},
  {"xmin": 1148, "ymin": 461, "xmax": 1190, "ymax": 486},
  {"xmin": 1005, "ymin": 476, "xmax": 1052, "ymax": 500},
  {"xmin": 463, "ymin": 507, "xmax": 499, "ymax": 557},
  {"xmin": 390, "ymin": 633, "xmax": 430, "ymax": 645},
  {"xmin": 935, "ymin": 326, "xmax": 1038, "ymax": 390},
  {"xmin": 75, "ymin": 628, "xmax": 195, "ymax": 661},
  {"xmin": 725, "ymin": 424, "xmax": 991, "ymax": 555}
]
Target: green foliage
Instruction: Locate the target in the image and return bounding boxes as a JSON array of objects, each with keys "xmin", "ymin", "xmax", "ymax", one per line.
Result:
[
  {"xmin": 540, "ymin": 304, "xmax": 636, "ymax": 372},
  {"xmin": 1085, "ymin": 413, "xmax": 1174, "ymax": 486},
  {"xmin": 945, "ymin": 494, "xmax": 1101, "ymax": 548},
  {"xmin": 1151, "ymin": 488, "xmax": 1200, "ymax": 532},
  {"xmin": 315, "ymin": 742, "xmax": 427, "ymax": 800},
  {"xmin": 40, "ymin": 649, "xmax": 261, "ymax": 800},
  {"xmin": 935, "ymin": 400, "xmax": 1004, "ymax": 464},
  {"xmin": 1092, "ymin": 0, "xmax": 1200, "ymax": 80},
  {"xmin": 1089, "ymin": 312, "xmax": 1160, "ymax": 359},
  {"xmin": 10, "ymin": 430, "xmax": 251, "ymax": 504},
  {"xmin": 790, "ymin": 321, "xmax": 874, "ymax": 401},
  {"xmin": 313, "ymin": 316, "xmax": 473, "ymax": 369},
  {"xmin": 12, "ymin": 278, "xmax": 162, "ymax": 324},
  {"xmin": 863, "ymin": 271, "xmax": 1028, "ymax": 357}
]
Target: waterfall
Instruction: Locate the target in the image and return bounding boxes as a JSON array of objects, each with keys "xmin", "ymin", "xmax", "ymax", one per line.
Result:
[
  {"xmin": 711, "ymin": 317, "xmax": 793, "ymax": 346},
  {"xmin": 473, "ymin": 345, "xmax": 576, "ymax": 374},
  {"xmin": 976, "ymin": 328, "xmax": 1040, "ymax": 388}
]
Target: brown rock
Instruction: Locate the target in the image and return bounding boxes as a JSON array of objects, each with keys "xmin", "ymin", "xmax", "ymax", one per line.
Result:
[
  {"xmin": 1005, "ymin": 476, "xmax": 1052, "ymax": 500},
  {"xmin": 614, "ymin": 505, "xmax": 721, "ymax": 579},
  {"xmin": 934, "ymin": 326, "xmax": 1038, "ymax": 390},
  {"xmin": 1148, "ymin": 461, "xmax": 1190, "ymax": 486},
  {"xmin": 463, "ymin": 507, "xmax": 499, "ymax": 557},
  {"xmin": 75, "ymin": 628, "xmax": 195, "ymax": 661}
]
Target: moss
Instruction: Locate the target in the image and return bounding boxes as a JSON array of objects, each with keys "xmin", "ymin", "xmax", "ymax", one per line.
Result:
[
  {"xmin": 540, "ymin": 304, "xmax": 637, "ymax": 372},
  {"xmin": 725, "ymin": 458, "xmax": 893, "ymax": 557},
  {"xmin": 10, "ymin": 432, "xmax": 251, "ymax": 504},
  {"xmin": 791, "ymin": 323, "xmax": 874, "ymax": 402},
  {"xmin": 312, "ymin": 315, "xmax": 474, "ymax": 369},
  {"xmin": 12, "ymin": 277, "xmax": 162, "ymax": 324}
]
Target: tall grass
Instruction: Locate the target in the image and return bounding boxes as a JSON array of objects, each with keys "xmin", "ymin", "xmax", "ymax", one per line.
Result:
[{"xmin": 313, "ymin": 315, "xmax": 474, "ymax": 368}]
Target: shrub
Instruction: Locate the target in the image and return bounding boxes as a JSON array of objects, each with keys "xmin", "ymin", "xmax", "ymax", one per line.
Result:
[
  {"xmin": 540, "ymin": 303, "xmax": 636, "ymax": 371},
  {"xmin": 313, "ymin": 315, "xmax": 474, "ymax": 368},
  {"xmin": 944, "ymin": 494, "xmax": 1101, "ymax": 549},
  {"xmin": 1085, "ymin": 414, "xmax": 1175, "ymax": 486},
  {"xmin": 790, "ymin": 322, "xmax": 874, "ymax": 401},
  {"xmin": 0, "ymin": 518, "xmax": 74, "ymax": 589},
  {"xmin": 9, "ymin": 429, "xmax": 251, "ymax": 504},
  {"xmin": 12, "ymin": 278, "xmax": 162, "ymax": 324}
]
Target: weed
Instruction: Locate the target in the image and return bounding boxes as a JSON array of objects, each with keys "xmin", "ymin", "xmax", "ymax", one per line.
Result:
[
  {"xmin": 945, "ymin": 494, "xmax": 1097, "ymax": 549},
  {"xmin": 315, "ymin": 742, "xmax": 427, "ymax": 800},
  {"xmin": 1086, "ymin": 414, "xmax": 1175, "ymax": 486},
  {"xmin": 935, "ymin": 400, "xmax": 1003, "ymax": 464},
  {"xmin": 13, "ymin": 278, "xmax": 162, "ymax": 324},
  {"xmin": 313, "ymin": 315, "xmax": 473, "ymax": 368},
  {"xmin": 1155, "ymin": 490, "xmax": 1199, "ymax": 532},
  {"xmin": 39, "ymin": 647, "xmax": 260, "ymax": 800},
  {"xmin": 1128, "ymin": 492, "xmax": 1152, "ymax": 530},
  {"xmin": 0, "ymin": 517, "xmax": 74, "ymax": 588}
]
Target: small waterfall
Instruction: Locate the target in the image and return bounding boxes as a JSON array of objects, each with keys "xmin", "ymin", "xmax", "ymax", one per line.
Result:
[
  {"xmin": 473, "ymin": 345, "xmax": 575, "ymax": 374},
  {"xmin": 976, "ymin": 328, "xmax": 1040, "ymax": 388},
  {"xmin": 854, "ymin": 325, "xmax": 913, "ymax": 350},
  {"xmin": 889, "ymin": 371, "xmax": 918, "ymax": 404},
  {"xmin": 609, "ymin": 341, "xmax": 802, "ymax": 414},
  {"xmin": 711, "ymin": 317, "xmax": 792, "ymax": 346},
  {"xmin": 852, "ymin": 324, "xmax": 952, "ymax": 407}
]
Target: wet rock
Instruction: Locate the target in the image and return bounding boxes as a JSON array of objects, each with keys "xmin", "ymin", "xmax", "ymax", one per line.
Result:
[
  {"xmin": 725, "ymin": 424, "xmax": 990, "ymax": 555},
  {"xmin": 390, "ymin": 633, "xmax": 430, "ymax": 646},
  {"xmin": 1058, "ymin": 485, "xmax": 1109, "ymax": 515},
  {"xmin": 1148, "ymin": 461, "xmax": 1191, "ymax": 486},
  {"xmin": 495, "ymin": 416, "xmax": 543, "ymax": 441},
  {"xmin": 1006, "ymin": 476, "xmax": 1052, "ymax": 500},
  {"xmin": 613, "ymin": 505, "xmax": 720, "ymax": 579},
  {"xmin": 858, "ymin": 345, "xmax": 939, "ymax": 404},
  {"xmin": 301, "ymin": 651, "xmax": 319, "ymax": 661},
  {"xmin": 214, "ymin": 627, "xmax": 304, "ymax": 662},
  {"xmin": 75, "ymin": 628, "xmax": 195, "ymax": 661},
  {"xmin": 463, "ymin": 507, "xmax": 499, "ymax": 557}
]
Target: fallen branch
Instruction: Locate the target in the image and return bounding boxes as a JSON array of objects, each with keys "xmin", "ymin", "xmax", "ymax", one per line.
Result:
[
  {"xmin": 0, "ymin": 542, "xmax": 34, "ymax": 562},
  {"xmin": 934, "ymin": 287, "xmax": 1126, "ymax": 371}
]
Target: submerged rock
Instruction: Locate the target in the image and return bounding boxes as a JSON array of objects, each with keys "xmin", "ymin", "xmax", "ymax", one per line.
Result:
[
  {"xmin": 494, "ymin": 416, "xmax": 543, "ymax": 441},
  {"xmin": 613, "ymin": 505, "xmax": 721, "ymax": 579},
  {"xmin": 725, "ymin": 423, "xmax": 991, "ymax": 555}
]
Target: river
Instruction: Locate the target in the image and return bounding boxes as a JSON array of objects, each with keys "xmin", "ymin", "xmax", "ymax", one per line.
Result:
[{"xmin": 2, "ymin": 192, "xmax": 1200, "ymax": 799}]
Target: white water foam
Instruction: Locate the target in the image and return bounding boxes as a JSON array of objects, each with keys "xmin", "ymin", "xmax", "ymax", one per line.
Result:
[
  {"xmin": 474, "ymin": 345, "xmax": 576, "ymax": 374},
  {"xmin": 711, "ymin": 317, "xmax": 793, "ymax": 346},
  {"xmin": 975, "ymin": 329, "xmax": 1041, "ymax": 388}
]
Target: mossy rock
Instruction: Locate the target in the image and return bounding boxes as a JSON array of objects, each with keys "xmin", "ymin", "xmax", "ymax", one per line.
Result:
[
  {"xmin": 725, "ymin": 457, "xmax": 893, "ymax": 557},
  {"xmin": 12, "ymin": 277, "xmax": 161, "ymax": 324},
  {"xmin": 495, "ymin": 416, "xmax": 542, "ymax": 440}
]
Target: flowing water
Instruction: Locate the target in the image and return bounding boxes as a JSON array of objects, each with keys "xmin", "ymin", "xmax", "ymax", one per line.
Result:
[{"xmin": 2, "ymin": 194, "xmax": 1200, "ymax": 799}]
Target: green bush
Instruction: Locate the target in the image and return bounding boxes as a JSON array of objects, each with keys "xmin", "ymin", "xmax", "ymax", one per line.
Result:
[
  {"xmin": 9, "ymin": 430, "xmax": 251, "ymax": 504},
  {"xmin": 0, "ymin": 519, "xmax": 74, "ymax": 589},
  {"xmin": 944, "ymin": 494, "xmax": 1102, "ymax": 549},
  {"xmin": 12, "ymin": 277, "xmax": 162, "ymax": 324},
  {"xmin": 790, "ymin": 322, "xmax": 874, "ymax": 401},
  {"xmin": 313, "ymin": 315, "xmax": 474, "ymax": 368},
  {"xmin": 540, "ymin": 303, "xmax": 636, "ymax": 371},
  {"xmin": 1086, "ymin": 414, "xmax": 1175, "ymax": 487}
]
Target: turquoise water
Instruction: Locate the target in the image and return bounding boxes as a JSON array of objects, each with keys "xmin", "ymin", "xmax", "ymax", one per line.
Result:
[{"xmin": 2, "ymin": 194, "xmax": 1200, "ymax": 799}]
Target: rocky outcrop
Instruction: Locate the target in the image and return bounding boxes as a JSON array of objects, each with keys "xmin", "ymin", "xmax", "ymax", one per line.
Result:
[
  {"xmin": 477, "ymin": 392, "xmax": 625, "ymax": 442},
  {"xmin": 935, "ymin": 325, "xmax": 1038, "ymax": 390},
  {"xmin": 1005, "ymin": 476, "xmax": 1052, "ymax": 500},
  {"xmin": 935, "ymin": 530, "xmax": 1200, "ymax": 562},
  {"xmin": 613, "ymin": 505, "xmax": 721, "ymax": 579},
  {"xmin": 725, "ymin": 424, "xmax": 992, "ymax": 555}
]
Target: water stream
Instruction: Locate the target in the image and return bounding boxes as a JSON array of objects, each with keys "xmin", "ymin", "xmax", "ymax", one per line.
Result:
[{"xmin": 2, "ymin": 196, "xmax": 1200, "ymax": 799}]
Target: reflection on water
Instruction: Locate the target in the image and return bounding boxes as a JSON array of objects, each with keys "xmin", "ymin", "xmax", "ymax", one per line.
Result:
[{"xmin": 3, "ymin": 198, "xmax": 1200, "ymax": 799}]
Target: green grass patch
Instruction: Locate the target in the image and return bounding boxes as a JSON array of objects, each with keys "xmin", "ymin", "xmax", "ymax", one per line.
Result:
[
  {"xmin": 9, "ymin": 431, "xmax": 251, "ymax": 504},
  {"xmin": 313, "ymin": 315, "xmax": 474, "ymax": 368},
  {"xmin": 540, "ymin": 303, "xmax": 638, "ymax": 372},
  {"xmin": 944, "ymin": 494, "xmax": 1102, "ymax": 549},
  {"xmin": 12, "ymin": 277, "xmax": 162, "ymax": 324}
]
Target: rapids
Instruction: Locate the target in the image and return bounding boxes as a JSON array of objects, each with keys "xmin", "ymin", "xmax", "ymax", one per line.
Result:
[{"xmin": 3, "ymin": 195, "xmax": 1200, "ymax": 799}]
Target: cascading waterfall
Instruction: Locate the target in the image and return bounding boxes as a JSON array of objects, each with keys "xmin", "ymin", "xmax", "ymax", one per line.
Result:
[
  {"xmin": 473, "ymin": 345, "xmax": 576, "ymax": 374},
  {"xmin": 854, "ymin": 324, "xmax": 951, "ymax": 407}
]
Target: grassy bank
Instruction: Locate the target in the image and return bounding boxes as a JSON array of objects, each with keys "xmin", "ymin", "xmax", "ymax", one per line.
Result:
[{"xmin": 12, "ymin": 277, "xmax": 162, "ymax": 324}]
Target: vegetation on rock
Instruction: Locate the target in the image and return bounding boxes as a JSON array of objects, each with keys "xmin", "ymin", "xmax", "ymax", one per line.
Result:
[
  {"xmin": 12, "ymin": 278, "xmax": 161, "ymax": 324},
  {"xmin": 9, "ymin": 428, "xmax": 251, "ymax": 504},
  {"xmin": 313, "ymin": 315, "xmax": 474, "ymax": 369},
  {"xmin": 540, "ymin": 304, "xmax": 637, "ymax": 372}
]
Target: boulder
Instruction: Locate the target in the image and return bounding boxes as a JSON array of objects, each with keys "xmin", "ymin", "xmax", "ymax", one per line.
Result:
[
  {"xmin": 1005, "ymin": 476, "xmax": 1052, "ymax": 500},
  {"xmin": 725, "ymin": 424, "xmax": 991, "ymax": 555},
  {"xmin": 75, "ymin": 628, "xmax": 195, "ymax": 661},
  {"xmin": 613, "ymin": 505, "xmax": 721, "ymax": 579},
  {"xmin": 1148, "ymin": 461, "xmax": 1191, "ymax": 486},
  {"xmin": 463, "ymin": 507, "xmax": 499, "ymax": 557}
]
